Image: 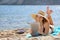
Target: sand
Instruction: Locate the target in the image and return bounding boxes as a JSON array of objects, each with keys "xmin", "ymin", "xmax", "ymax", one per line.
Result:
[{"xmin": 0, "ymin": 28, "xmax": 59, "ymax": 40}]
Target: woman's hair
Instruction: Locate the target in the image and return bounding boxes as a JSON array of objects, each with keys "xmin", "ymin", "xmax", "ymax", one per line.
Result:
[{"xmin": 42, "ymin": 17, "xmax": 48, "ymax": 24}]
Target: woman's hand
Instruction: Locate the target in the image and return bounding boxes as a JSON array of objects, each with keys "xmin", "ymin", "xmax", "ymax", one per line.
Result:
[{"xmin": 46, "ymin": 6, "xmax": 53, "ymax": 15}]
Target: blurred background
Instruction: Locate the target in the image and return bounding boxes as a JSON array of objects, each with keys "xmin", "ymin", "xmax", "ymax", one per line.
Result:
[
  {"xmin": 0, "ymin": 0, "xmax": 60, "ymax": 5},
  {"xmin": 0, "ymin": 5, "xmax": 60, "ymax": 30}
]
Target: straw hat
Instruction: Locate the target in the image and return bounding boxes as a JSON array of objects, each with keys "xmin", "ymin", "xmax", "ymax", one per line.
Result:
[
  {"xmin": 31, "ymin": 14, "xmax": 37, "ymax": 20},
  {"xmin": 31, "ymin": 10, "xmax": 49, "ymax": 21},
  {"xmin": 31, "ymin": 10, "xmax": 45, "ymax": 19},
  {"xmin": 38, "ymin": 10, "xmax": 45, "ymax": 16}
]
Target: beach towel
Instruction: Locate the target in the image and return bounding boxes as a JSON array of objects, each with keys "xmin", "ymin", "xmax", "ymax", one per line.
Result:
[{"xmin": 51, "ymin": 26, "xmax": 60, "ymax": 36}]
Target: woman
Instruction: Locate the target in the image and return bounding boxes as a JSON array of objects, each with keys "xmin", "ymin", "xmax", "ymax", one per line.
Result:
[
  {"xmin": 30, "ymin": 11, "xmax": 50, "ymax": 36},
  {"xmin": 30, "ymin": 7, "xmax": 54, "ymax": 36}
]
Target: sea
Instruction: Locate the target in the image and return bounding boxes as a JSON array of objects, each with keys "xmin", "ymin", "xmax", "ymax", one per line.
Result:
[{"xmin": 0, "ymin": 5, "xmax": 60, "ymax": 32}]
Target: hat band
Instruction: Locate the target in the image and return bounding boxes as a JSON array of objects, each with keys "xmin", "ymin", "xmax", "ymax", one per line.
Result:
[
  {"xmin": 37, "ymin": 14, "xmax": 44, "ymax": 17},
  {"xmin": 37, "ymin": 14, "xmax": 47, "ymax": 19}
]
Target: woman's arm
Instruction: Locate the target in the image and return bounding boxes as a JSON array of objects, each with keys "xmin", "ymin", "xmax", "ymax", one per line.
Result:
[
  {"xmin": 47, "ymin": 15, "xmax": 54, "ymax": 25},
  {"xmin": 46, "ymin": 6, "xmax": 54, "ymax": 25}
]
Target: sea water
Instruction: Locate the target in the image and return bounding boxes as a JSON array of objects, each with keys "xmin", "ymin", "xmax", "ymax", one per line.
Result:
[{"xmin": 0, "ymin": 5, "xmax": 60, "ymax": 31}]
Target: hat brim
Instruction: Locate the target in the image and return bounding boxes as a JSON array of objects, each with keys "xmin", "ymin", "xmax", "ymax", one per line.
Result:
[
  {"xmin": 31, "ymin": 14, "xmax": 48, "ymax": 21},
  {"xmin": 31, "ymin": 14, "xmax": 37, "ymax": 19}
]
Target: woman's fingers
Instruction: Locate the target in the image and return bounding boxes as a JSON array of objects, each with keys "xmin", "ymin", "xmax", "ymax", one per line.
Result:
[
  {"xmin": 46, "ymin": 6, "xmax": 53, "ymax": 14},
  {"xmin": 47, "ymin": 6, "xmax": 49, "ymax": 10},
  {"xmin": 46, "ymin": 6, "xmax": 49, "ymax": 14}
]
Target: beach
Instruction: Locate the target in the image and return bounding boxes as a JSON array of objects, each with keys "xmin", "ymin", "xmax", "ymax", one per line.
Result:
[{"xmin": 0, "ymin": 28, "xmax": 59, "ymax": 40}]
